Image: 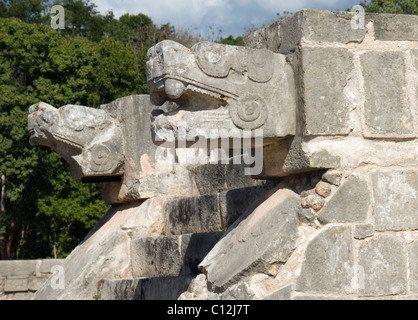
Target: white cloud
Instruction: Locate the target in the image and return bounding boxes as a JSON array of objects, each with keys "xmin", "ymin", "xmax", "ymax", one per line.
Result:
[{"xmin": 93, "ymin": 0, "xmax": 361, "ymax": 37}]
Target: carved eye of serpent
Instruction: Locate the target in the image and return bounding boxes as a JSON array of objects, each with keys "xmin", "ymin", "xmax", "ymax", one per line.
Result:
[
  {"xmin": 248, "ymin": 49, "xmax": 274, "ymax": 83},
  {"xmin": 88, "ymin": 144, "xmax": 119, "ymax": 173},
  {"xmin": 40, "ymin": 109, "xmax": 58, "ymax": 127},
  {"xmin": 229, "ymin": 94, "xmax": 268, "ymax": 130}
]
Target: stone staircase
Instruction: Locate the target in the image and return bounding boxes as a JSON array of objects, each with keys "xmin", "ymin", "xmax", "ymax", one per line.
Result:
[{"xmin": 96, "ymin": 182, "xmax": 277, "ymax": 300}]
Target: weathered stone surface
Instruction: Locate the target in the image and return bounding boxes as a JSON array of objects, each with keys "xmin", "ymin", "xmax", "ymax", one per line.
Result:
[
  {"xmin": 317, "ymin": 175, "xmax": 370, "ymax": 224},
  {"xmin": 11, "ymin": 292, "xmax": 35, "ymax": 300},
  {"xmin": 131, "ymin": 232, "xmax": 223, "ymax": 278},
  {"xmin": 293, "ymin": 295, "xmax": 347, "ymax": 300},
  {"xmin": 262, "ymin": 285, "xmax": 292, "ymax": 300},
  {"xmin": 369, "ymin": 13, "xmax": 418, "ymax": 41},
  {"xmin": 28, "ymin": 276, "xmax": 48, "ymax": 291},
  {"xmin": 164, "ymin": 183, "xmax": 276, "ymax": 235},
  {"xmin": 315, "ymin": 181, "xmax": 332, "ymax": 198},
  {"xmin": 372, "ymin": 170, "xmax": 418, "ymax": 231},
  {"xmin": 97, "ymin": 277, "xmax": 193, "ymax": 300},
  {"xmin": 0, "ymin": 261, "xmax": 37, "ymax": 277},
  {"xmin": 354, "ymin": 224, "xmax": 374, "ymax": 240},
  {"xmin": 295, "ymin": 226, "xmax": 353, "ymax": 294},
  {"xmin": 358, "ymin": 235, "xmax": 406, "ymax": 296},
  {"xmin": 146, "ymin": 40, "xmax": 296, "ymax": 140},
  {"xmin": 321, "ymin": 170, "xmax": 343, "ymax": 186},
  {"xmin": 200, "ymin": 189, "xmax": 300, "ymax": 291},
  {"xmin": 298, "ymin": 208, "xmax": 316, "ymax": 224},
  {"xmin": 100, "ymin": 95, "xmax": 161, "ymax": 202},
  {"xmin": 302, "ymin": 47, "xmax": 354, "ymax": 136},
  {"xmin": 39, "ymin": 259, "xmax": 65, "ymax": 274},
  {"xmin": 410, "ymin": 240, "xmax": 418, "ymax": 293},
  {"xmin": 245, "ymin": 10, "xmax": 367, "ymax": 53},
  {"xmin": 245, "ymin": 10, "xmax": 418, "ymax": 53},
  {"xmin": 177, "ymin": 273, "xmax": 218, "ymax": 300},
  {"xmin": 301, "ymin": 194, "xmax": 324, "ymax": 211},
  {"xmin": 220, "ymin": 282, "xmax": 255, "ymax": 300},
  {"xmin": 413, "ymin": 49, "xmax": 418, "ymax": 100},
  {"xmin": 190, "ymin": 162, "xmax": 264, "ymax": 196},
  {"xmin": 28, "ymin": 102, "xmax": 124, "ymax": 180},
  {"xmin": 361, "ymin": 51, "xmax": 414, "ymax": 138},
  {"xmin": 33, "ymin": 201, "xmax": 152, "ymax": 300},
  {"xmin": 300, "ymin": 10, "xmax": 367, "ymax": 44},
  {"xmin": 164, "ymin": 195, "xmax": 219, "ymax": 235},
  {"xmin": 219, "ymin": 183, "xmax": 277, "ymax": 230},
  {"xmin": 4, "ymin": 277, "xmax": 28, "ymax": 293}
]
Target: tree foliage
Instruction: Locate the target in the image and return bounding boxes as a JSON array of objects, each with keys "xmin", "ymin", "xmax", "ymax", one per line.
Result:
[
  {"xmin": 0, "ymin": 0, "xmax": 243, "ymax": 260},
  {"xmin": 0, "ymin": 16, "xmax": 142, "ymax": 259},
  {"xmin": 360, "ymin": 0, "xmax": 418, "ymax": 14}
]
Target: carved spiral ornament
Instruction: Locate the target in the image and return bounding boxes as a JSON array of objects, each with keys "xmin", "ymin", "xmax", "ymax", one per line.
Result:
[
  {"xmin": 229, "ymin": 94, "xmax": 268, "ymax": 130},
  {"xmin": 90, "ymin": 144, "xmax": 114, "ymax": 172}
]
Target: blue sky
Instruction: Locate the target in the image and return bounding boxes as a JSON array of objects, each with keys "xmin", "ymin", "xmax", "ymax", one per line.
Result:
[{"xmin": 94, "ymin": 0, "xmax": 363, "ymax": 37}]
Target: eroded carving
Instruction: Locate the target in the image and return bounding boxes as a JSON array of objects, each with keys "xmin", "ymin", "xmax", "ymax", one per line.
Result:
[
  {"xmin": 28, "ymin": 102, "xmax": 124, "ymax": 180},
  {"xmin": 146, "ymin": 40, "xmax": 297, "ymax": 141}
]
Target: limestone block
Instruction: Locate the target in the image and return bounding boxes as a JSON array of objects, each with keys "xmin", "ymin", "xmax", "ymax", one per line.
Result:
[
  {"xmin": 163, "ymin": 183, "xmax": 276, "ymax": 235},
  {"xmin": 245, "ymin": 10, "xmax": 418, "ymax": 53},
  {"xmin": 164, "ymin": 195, "xmax": 219, "ymax": 235},
  {"xmin": 39, "ymin": 259, "xmax": 65, "ymax": 274},
  {"xmin": 245, "ymin": 10, "xmax": 367, "ymax": 54},
  {"xmin": 219, "ymin": 183, "xmax": 278, "ymax": 230},
  {"xmin": 302, "ymin": 47, "xmax": 354, "ymax": 136},
  {"xmin": 295, "ymin": 226, "xmax": 354, "ymax": 294},
  {"xmin": 293, "ymin": 295, "xmax": 347, "ymax": 300},
  {"xmin": 298, "ymin": 208, "xmax": 316, "ymax": 224},
  {"xmin": 372, "ymin": 170, "xmax": 418, "ymax": 231},
  {"xmin": 11, "ymin": 292, "xmax": 34, "ymax": 300},
  {"xmin": 28, "ymin": 276, "xmax": 49, "ymax": 291},
  {"xmin": 4, "ymin": 277, "xmax": 28, "ymax": 293},
  {"xmin": 361, "ymin": 51, "xmax": 414, "ymax": 138},
  {"xmin": 131, "ymin": 232, "xmax": 223, "ymax": 278},
  {"xmin": 220, "ymin": 282, "xmax": 256, "ymax": 300},
  {"xmin": 0, "ymin": 260, "xmax": 37, "ymax": 277},
  {"xmin": 358, "ymin": 235, "xmax": 407, "ymax": 296},
  {"xmin": 300, "ymin": 10, "xmax": 367, "ymax": 44},
  {"xmin": 354, "ymin": 224, "xmax": 374, "ymax": 240},
  {"xmin": 317, "ymin": 175, "xmax": 370, "ymax": 224},
  {"xmin": 409, "ymin": 240, "xmax": 418, "ymax": 293},
  {"xmin": 413, "ymin": 49, "xmax": 418, "ymax": 107},
  {"xmin": 33, "ymin": 202, "xmax": 151, "ymax": 300},
  {"xmin": 199, "ymin": 189, "xmax": 300, "ymax": 291},
  {"xmin": 321, "ymin": 170, "xmax": 343, "ymax": 186},
  {"xmin": 369, "ymin": 13, "xmax": 418, "ymax": 41},
  {"xmin": 262, "ymin": 285, "xmax": 292, "ymax": 300},
  {"xmin": 190, "ymin": 162, "xmax": 263, "ymax": 196},
  {"xmin": 97, "ymin": 277, "xmax": 193, "ymax": 300}
]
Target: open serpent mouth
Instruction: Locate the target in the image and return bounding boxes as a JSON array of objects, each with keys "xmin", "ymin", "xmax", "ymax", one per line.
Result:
[{"xmin": 146, "ymin": 40, "xmax": 238, "ymax": 108}]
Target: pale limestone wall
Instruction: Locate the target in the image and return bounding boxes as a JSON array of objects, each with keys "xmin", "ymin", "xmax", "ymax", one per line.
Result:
[
  {"xmin": 179, "ymin": 11, "xmax": 418, "ymax": 300},
  {"xmin": 29, "ymin": 10, "xmax": 418, "ymax": 300},
  {"xmin": 0, "ymin": 259, "xmax": 64, "ymax": 300},
  {"xmin": 244, "ymin": 10, "xmax": 418, "ymax": 178}
]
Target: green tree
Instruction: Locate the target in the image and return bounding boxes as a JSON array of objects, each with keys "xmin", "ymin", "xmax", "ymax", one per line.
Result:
[
  {"xmin": 44, "ymin": 0, "xmax": 110, "ymax": 41},
  {"xmin": 218, "ymin": 35, "xmax": 243, "ymax": 46},
  {"xmin": 360, "ymin": 0, "xmax": 418, "ymax": 14},
  {"xmin": 0, "ymin": 0, "xmax": 48, "ymax": 24},
  {"xmin": 0, "ymin": 18, "xmax": 142, "ymax": 259}
]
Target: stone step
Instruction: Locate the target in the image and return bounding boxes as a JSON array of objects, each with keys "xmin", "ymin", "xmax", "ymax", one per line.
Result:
[
  {"xmin": 97, "ymin": 276, "xmax": 193, "ymax": 300},
  {"xmin": 131, "ymin": 232, "xmax": 223, "ymax": 278},
  {"xmin": 163, "ymin": 182, "xmax": 276, "ymax": 235}
]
